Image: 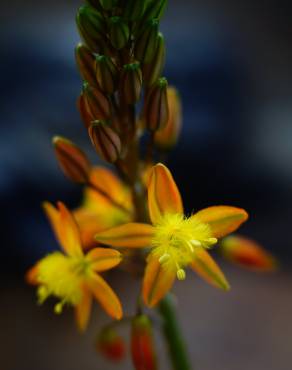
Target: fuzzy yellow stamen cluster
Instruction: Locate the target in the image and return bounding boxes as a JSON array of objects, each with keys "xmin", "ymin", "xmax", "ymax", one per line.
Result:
[
  {"xmin": 151, "ymin": 214, "xmax": 217, "ymax": 280},
  {"xmin": 36, "ymin": 252, "xmax": 90, "ymax": 313}
]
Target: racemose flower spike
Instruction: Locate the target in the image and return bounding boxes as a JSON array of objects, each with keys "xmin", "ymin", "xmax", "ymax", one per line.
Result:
[
  {"xmin": 95, "ymin": 163, "xmax": 249, "ymax": 307},
  {"xmin": 27, "ymin": 201, "xmax": 123, "ymax": 331}
]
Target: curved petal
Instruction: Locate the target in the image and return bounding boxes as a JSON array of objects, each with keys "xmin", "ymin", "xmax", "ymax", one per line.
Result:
[
  {"xmin": 143, "ymin": 257, "xmax": 176, "ymax": 307},
  {"xmin": 25, "ymin": 264, "xmax": 39, "ymax": 285},
  {"xmin": 43, "ymin": 201, "xmax": 83, "ymax": 257},
  {"xmin": 86, "ymin": 248, "xmax": 122, "ymax": 272},
  {"xmin": 88, "ymin": 274, "xmax": 122, "ymax": 320},
  {"xmin": 194, "ymin": 206, "xmax": 249, "ymax": 238},
  {"xmin": 95, "ymin": 223, "xmax": 154, "ymax": 248},
  {"xmin": 75, "ymin": 287, "xmax": 92, "ymax": 332},
  {"xmin": 191, "ymin": 248, "xmax": 230, "ymax": 291},
  {"xmin": 148, "ymin": 163, "xmax": 183, "ymax": 224}
]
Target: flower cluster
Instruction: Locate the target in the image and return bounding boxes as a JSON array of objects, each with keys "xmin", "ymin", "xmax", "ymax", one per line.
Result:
[{"xmin": 27, "ymin": 0, "xmax": 277, "ymax": 368}]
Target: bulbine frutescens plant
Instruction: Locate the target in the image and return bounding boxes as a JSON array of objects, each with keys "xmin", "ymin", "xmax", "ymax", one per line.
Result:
[{"xmin": 27, "ymin": 1, "xmax": 277, "ymax": 369}]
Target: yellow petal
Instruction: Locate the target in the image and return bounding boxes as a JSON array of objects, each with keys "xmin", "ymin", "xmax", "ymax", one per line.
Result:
[
  {"xmin": 95, "ymin": 223, "xmax": 154, "ymax": 248},
  {"xmin": 143, "ymin": 257, "xmax": 176, "ymax": 307},
  {"xmin": 75, "ymin": 287, "xmax": 92, "ymax": 332},
  {"xmin": 43, "ymin": 201, "xmax": 83, "ymax": 256},
  {"xmin": 191, "ymin": 248, "xmax": 230, "ymax": 291},
  {"xmin": 194, "ymin": 206, "xmax": 249, "ymax": 238},
  {"xmin": 221, "ymin": 235, "xmax": 278, "ymax": 272},
  {"xmin": 148, "ymin": 163, "xmax": 183, "ymax": 224},
  {"xmin": 88, "ymin": 274, "xmax": 122, "ymax": 320},
  {"xmin": 86, "ymin": 247, "xmax": 122, "ymax": 272}
]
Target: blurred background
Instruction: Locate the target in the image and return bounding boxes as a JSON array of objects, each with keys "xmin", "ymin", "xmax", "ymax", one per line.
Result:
[{"xmin": 1, "ymin": 0, "xmax": 292, "ymax": 369}]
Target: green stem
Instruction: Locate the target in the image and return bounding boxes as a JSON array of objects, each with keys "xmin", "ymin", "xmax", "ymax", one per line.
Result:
[{"xmin": 158, "ymin": 295, "xmax": 192, "ymax": 370}]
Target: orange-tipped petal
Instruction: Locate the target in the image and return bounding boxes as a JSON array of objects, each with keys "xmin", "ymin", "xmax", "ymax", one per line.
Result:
[
  {"xmin": 143, "ymin": 257, "xmax": 176, "ymax": 307},
  {"xmin": 86, "ymin": 248, "xmax": 122, "ymax": 272},
  {"xmin": 88, "ymin": 274, "xmax": 123, "ymax": 320},
  {"xmin": 25, "ymin": 264, "xmax": 39, "ymax": 285},
  {"xmin": 194, "ymin": 206, "xmax": 249, "ymax": 238},
  {"xmin": 221, "ymin": 235, "xmax": 278, "ymax": 271},
  {"xmin": 75, "ymin": 287, "xmax": 92, "ymax": 332},
  {"xmin": 191, "ymin": 248, "xmax": 230, "ymax": 291},
  {"xmin": 43, "ymin": 201, "xmax": 83, "ymax": 256},
  {"xmin": 148, "ymin": 163, "xmax": 183, "ymax": 224},
  {"xmin": 95, "ymin": 223, "xmax": 154, "ymax": 248}
]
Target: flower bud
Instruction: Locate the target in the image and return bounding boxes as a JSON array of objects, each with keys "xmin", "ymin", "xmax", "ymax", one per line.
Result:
[
  {"xmin": 88, "ymin": 121, "xmax": 121, "ymax": 163},
  {"xmin": 131, "ymin": 315, "xmax": 157, "ymax": 370},
  {"xmin": 109, "ymin": 16, "xmax": 130, "ymax": 50},
  {"xmin": 53, "ymin": 136, "xmax": 91, "ymax": 183},
  {"xmin": 95, "ymin": 55, "xmax": 118, "ymax": 94},
  {"xmin": 143, "ymin": 0, "xmax": 168, "ymax": 21},
  {"xmin": 134, "ymin": 19, "xmax": 159, "ymax": 64},
  {"xmin": 85, "ymin": 0, "xmax": 103, "ymax": 11},
  {"xmin": 144, "ymin": 77, "xmax": 169, "ymax": 131},
  {"xmin": 96, "ymin": 327, "xmax": 125, "ymax": 362},
  {"xmin": 99, "ymin": 0, "xmax": 118, "ymax": 11},
  {"xmin": 120, "ymin": 62, "xmax": 143, "ymax": 104},
  {"xmin": 77, "ymin": 93, "xmax": 94, "ymax": 129},
  {"xmin": 124, "ymin": 0, "xmax": 146, "ymax": 21},
  {"xmin": 221, "ymin": 235, "xmax": 278, "ymax": 272},
  {"xmin": 75, "ymin": 43, "xmax": 97, "ymax": 86},
  {"xmin": 154, "ymin": 86, "xmax": 182, "ymax": 149},
  {"xmin": 83, "ymin": 81, "xmax": 111, "ymax": 120},
  {"xmin": 76, "ymin": 5, "xmax": 106, "ymax": 53},
  {"xmin": 142, "ymin": 32, "xmax": 165, "ymax": 87}
]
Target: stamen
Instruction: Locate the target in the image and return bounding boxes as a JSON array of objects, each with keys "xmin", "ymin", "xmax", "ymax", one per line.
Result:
[
  {"xmin": 190, "ymin": 240, "xmax": 202, "ymax": 247},
  {"xmin": 37, "ymin": 285, "xmax": 49, "ymax": 304},
  {"xmin": 54, "ymin": 301, "xmax": 65, "ymax": 315},
  {"xmin": 177, "ymin": 268, "xmax": 186, "ymax": 281},
  {"xmin": 204, "ymin": 237, "xmax": 218, "ymax": 247},
  {"xmin": 159, "ymin": 253, "xmax": 170, "ymax": 264}
]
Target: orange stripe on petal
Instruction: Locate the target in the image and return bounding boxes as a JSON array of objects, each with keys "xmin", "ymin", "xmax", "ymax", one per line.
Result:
[
  {"xmin": 191, "ymin": 248, "xmax": 230, "ymax": 291},
  {"xmin": 86, "ymin": 248, "xmax": 122, "ymax": 272},
  {"xmin": 95, "ymin": 223, "xmax": 154, "ymax": 248},
  {"xmin": 25, "ymin": 264, "xmax": 39, "ymax": 285},
  {"xmin": 75, "ymin": 287, "xmax": 92, "ymax": 332},
  {"xmin": 148, "ymin": 163, "xmax": 183, "ymax": 224},
  {"xmin": 88, "ymin": 274, "xmax": 122, "ymax": 320},
  {"xmin": 143, "ymin": 257, "xmax": 176, "ymax": 307},
  {"xmin": 194, "ymin": 206, "xmax": 249, "ymax": 238}
]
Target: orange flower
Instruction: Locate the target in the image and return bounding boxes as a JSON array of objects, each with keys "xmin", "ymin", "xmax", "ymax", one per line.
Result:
[
  {"xmin": 95, "ymin": 163, "xmax": 249, "ymax": 307},
  {"xmin": 73, "ymin": 166, "xmax": 134, "ymax": 249},
  {"xmin": 221, "ymin": 235, "xmax": 277, "ymax": 271},
  {"xmin": 27, "ymin": 201, "xmax": 123, "ymax": 331}
]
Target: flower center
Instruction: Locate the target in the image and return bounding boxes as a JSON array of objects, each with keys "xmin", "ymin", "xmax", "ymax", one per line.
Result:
[
  {"xmin": 151, "ymin": 213, "xmax": 217, "ymax": 280},
  {"xmin": 36, "ymin": 252, "xmax": 90, "ymax": 313}
]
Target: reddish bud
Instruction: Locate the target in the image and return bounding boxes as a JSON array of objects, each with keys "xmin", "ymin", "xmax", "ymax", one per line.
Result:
[
  {"xmin": 95, "ymin": 55, "xmax": 118, "ymax": 94},
  {"xmin": 77, "ymin": 93, "xmax": 94, "ymax": 129},
  {"xmin": 221, "ymin": 235, "xmax": 278, "ymax": 272},
  {"xmin": 120, "ymin": 62, "xmax": 143, "ymax": 104},
  {"xmin": 75, "ymin": 43, "xmax": 97, "ymax": 86},
  {"xmin": 88, "ymin": 121, "xmax": 121, "ymax": 163},
  {"xmin": 131, "ymin": 315, "xmax": 157, "ymax": 370},
  {"xmin": 96, "ymin": 327, "xmax": 125, "ymax": 362},
  {"xmin": 83, "ymin": 81, "xmax": 111, "ymax": 120},
  {"xmin": 53, "ymin": 136, "xmax": 91, "ymax": 183},
  {"xmin": 134, "ymin": 19, "xmax": 159, "ymax": 64},
  {"xmin": 143, "ymin": 32, "xmax": 165, "ymax": 87}
]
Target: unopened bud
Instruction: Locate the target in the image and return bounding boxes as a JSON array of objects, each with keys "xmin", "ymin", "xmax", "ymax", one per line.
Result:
[
  {"xmin": 124, "ymin": 0, "xmax": 146, "ymax": 21},
  {"xmin": 75, "ymin": 43, "xmax": 97, "ymax": 86},
  {"xmin": 99, "ymin": 0, "xmax": 118, "ymax": 11},
  {"xmin": 131, "ymin": 315, "xmax": 157, "ymax": 370},
  {"xmin": 143, "ymin": 32, "xmax": 165, "ymax": 87},
  {"xmin": 95, "ymin": 55, "xmax": 118, "ymax": 94},
  {"xmin": 221, "ymin": 235, "xmax": 278, "ymax": 272},
  {"xmin": 144, "ymin": 0, "xmax": 168, "ymax": 21},
  {"xmin": 120, "ymin": 63, "xmax": 143, "ymax": 104},
  {"xmin": 76, "ymin": 6, "xmax": 106, "ymax": 53},
  {"xmin": 96, "ymin": 327, "xmax": 125, "ymax": 362},
  {"xmin": 77, "ymin": 93, "xmax": 94, "ymax": 129},
  {"xmin": 83, "ymin": 81, "xmax": 111, "ymax": 120},
  {"xmin": 53, "ymin": 136, "xmax": 91, "ymax": 183},
  {"xmin": 85, "ymin": 0, "xmax": 103, "ymax": 11},
  {"xmin": 109, "ymin": 16, "xmax": 130, "ymax": 50},
  {"xmin": 154, "ymin": 86, "xmax": 182, "ymax": 149},
  {"xmin": 88, "ymin": 121, "xmax": 121, "ymax": 163},
  {"xmin": 134, "ymin": 19, "xmax": 159, "ymax": 64},
  {"xmin": 144, "ymin": 77, "xmax": 169, "ymax": 131}
]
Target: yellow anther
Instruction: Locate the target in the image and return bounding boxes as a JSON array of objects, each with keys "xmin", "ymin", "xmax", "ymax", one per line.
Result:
[
  {"xmin": 37, "ymin": 285, "xmax": 49, "ymax": 304},
  {"xmin": 177, "ymin": 268, "xmax": 186, "ymax": 281},
  {"xmin": 191, "ymin": 240, "xmax": 202, "ymax": 247},
  {"xmin": 159, "ymin": 253, "xmax": 170, "ymax": 264},
  {"xmin": 204, "ymin": 237, "xmax": 218, "ymax": 247},
  {"xmin": 54, "ymin": 301, "xmax": 65, "ymax": 315}
]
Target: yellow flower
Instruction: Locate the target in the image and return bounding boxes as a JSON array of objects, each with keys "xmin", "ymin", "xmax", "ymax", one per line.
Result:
[
  {"xmin": 95, "ymin": 163, "xmax": 249, "ymax": 307},
  {"xmin": 27, "ymin": 201, "xmax": 123, "ymax": 331},
  {"xmin": 73, "ymin": 166, "xmax": 134, "ymax": 249}
]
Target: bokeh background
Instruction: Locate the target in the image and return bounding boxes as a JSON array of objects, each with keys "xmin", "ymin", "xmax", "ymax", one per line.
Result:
[{"xmin": 1, "ymin": 1, "xmax": 292, "ymax": 369}]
